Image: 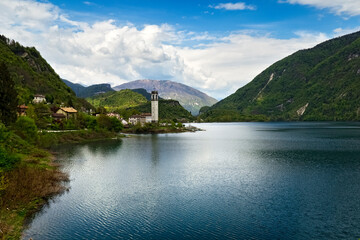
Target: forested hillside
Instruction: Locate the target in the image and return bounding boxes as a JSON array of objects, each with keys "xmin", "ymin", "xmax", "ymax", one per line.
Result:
[
  {"xmin": 0, "ymin": 35, "xmax": 88, "ymax": 109},
  {"xmin": 202, "ymin": 31, "xmax": 360, "ymax": 121}
]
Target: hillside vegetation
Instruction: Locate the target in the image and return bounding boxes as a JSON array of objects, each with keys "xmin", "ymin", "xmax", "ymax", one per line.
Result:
[
  {"xmin": 202, "ymin": 31, "xmax": 360, "ymax": 121},
  {"xmin": 114, "ymin": 79, "xmax": 218, "ymax": 115},
  {"xmin": 0, "ymin": 35, "xmax": 88, "ymax": 109},
  {"xmin": 133, "ymin": 100, "xmax": 194, "ymax": 121},
  {"xmin": 86, "ymin": 89, "xmax": 148, "ymax": 110}
]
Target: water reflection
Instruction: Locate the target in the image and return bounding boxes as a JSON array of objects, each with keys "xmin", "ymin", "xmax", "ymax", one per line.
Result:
[{"xmin": 24, "ymin": 123, "xmax": 360, "ymax": 240}]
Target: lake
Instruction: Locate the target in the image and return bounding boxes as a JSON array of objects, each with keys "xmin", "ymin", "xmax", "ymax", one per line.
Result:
[{"xmin": 23, "ymin": 122, "xmax": 360, "ymax": 239}]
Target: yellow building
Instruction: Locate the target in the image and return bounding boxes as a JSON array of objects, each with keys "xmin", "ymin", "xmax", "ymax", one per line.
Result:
[{"xmin": 56, "ymin": 107, "xmax": 77, "ymax": 119}]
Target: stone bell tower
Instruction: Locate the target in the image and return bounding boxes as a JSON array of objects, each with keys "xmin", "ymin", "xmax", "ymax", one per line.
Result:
[{"xmin": 151, "ymin": 91, "xmax": 159, "ymax": 122}]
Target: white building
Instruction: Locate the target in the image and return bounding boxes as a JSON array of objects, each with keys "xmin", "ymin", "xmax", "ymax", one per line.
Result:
[
  {"xmin": 151, "ymin": 91, "xmax": 159, "ymax": 122},
  {"xmin": 33, "ymin": 94, "xmax": 46, "ymax": 104},
  {"xmin": 129, "ymin": 113, "xmax": 152, "ymax": 125}
]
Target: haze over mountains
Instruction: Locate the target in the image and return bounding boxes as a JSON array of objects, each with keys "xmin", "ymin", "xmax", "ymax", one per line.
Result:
[
  {"xmin": 114, "ymin": 79, "xmax": 218, "ymax": 115},
  {"xmin": 201, "ymin": 31, "xmax": 360, "ymax": 121}
]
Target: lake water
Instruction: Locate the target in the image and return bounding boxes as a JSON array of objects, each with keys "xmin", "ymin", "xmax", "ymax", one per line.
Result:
[{"xmin": 23, "ymin": 122, "xmax": 360, "ymax": 239}]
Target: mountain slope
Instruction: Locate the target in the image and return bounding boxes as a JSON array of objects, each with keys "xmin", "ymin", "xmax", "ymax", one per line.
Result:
[
  {"xmin": 86, "ymin": 89, "xmax": 148, "ymax": 110},
  {"xmin": 133, "ymin": 100, "xmax": 194, "ymax": 121},
  {"xmin": 0, "ymin": 35, "xmax": 94, "ymax": 110},
  {"xmin": 63, "ymin": 79, "xmax": 114, "ymax": 98},
  {"xmin": 113, "ymin": 79, "xmax": 217, "ymax": 115},
  {"xmin": 202, "ymin": 31, "xmax": 360, "ymax": 121}
]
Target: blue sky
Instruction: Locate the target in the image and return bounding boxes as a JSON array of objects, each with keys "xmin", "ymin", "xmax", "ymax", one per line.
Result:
[
  {"xmin": 49, "ymin": 0, "xmax": 360, "ymax": 37},
  {"xmin": 1, "ymin": 0, "xmax": 360, "ymax": 99}
]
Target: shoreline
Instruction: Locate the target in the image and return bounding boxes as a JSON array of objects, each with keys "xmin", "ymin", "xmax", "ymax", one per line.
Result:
[
  {"xmin": 1, "ymin": 127, "xmax": 203, "ymax": 239},
  {"xmin": 0, "ymin": 130, "xmax": 125, "ymax": 240}
]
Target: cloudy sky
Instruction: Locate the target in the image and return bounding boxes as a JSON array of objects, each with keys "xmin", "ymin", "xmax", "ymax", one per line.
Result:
[{"xmin": 1, "ymin": 0, "xmax": 360, "ymax": 99}]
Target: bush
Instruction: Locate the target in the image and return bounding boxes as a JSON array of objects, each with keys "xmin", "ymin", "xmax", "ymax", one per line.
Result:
[
  {"xmin": 0, "ymin": 122, "xmax": 10, "ymax": 142},
  {"xmin": 13, "ymin": 116, "xmax": 38, "ymax": 144},
  {"xmin": 0, "ymin": 146, "xmax": 20, "ymax": 171},
  {"xmin": 97, "ymin": 115, "xmax": 123, "ymax": 132}
]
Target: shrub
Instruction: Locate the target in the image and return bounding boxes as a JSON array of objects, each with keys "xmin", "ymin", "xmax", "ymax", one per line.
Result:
[
  {"xmin": 0, "ymin": 146, "xmax": 20, "ymax": 171},
  {"xmin": 0, "ymin": 122, "xmax": 10, "ymax": 142},
  {"xmin": 97, "ymin": 115, "xmax": 123, "ymax": 132},
  {"xmin": 13, "ymin": 116, "xmax": 38, "ymax": 144}
]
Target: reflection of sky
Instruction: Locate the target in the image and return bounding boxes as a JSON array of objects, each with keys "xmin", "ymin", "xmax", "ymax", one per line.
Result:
[{"xmin": 24, "ymin": 123, "xmax": 360, "ymax": 239}]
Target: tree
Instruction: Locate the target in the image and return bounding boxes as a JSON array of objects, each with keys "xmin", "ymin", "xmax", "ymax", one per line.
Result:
[
  {"xmin": 14, "ymin": 116, "xmax": 38, "ymax": 144},
  {"xmin": 0, "ymin": 62, "xmax": 18, "ymax": 125}
]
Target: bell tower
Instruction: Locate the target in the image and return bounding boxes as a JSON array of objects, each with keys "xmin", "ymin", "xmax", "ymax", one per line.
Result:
[{"xmin": 151, "ymin": 91, "xmax": 159, "ymax": 122}]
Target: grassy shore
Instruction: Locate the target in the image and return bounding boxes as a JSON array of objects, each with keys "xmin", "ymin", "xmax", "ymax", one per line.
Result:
[{"xmin": 0, "ymin": 129, "xmax": 122, "ymax": 240}]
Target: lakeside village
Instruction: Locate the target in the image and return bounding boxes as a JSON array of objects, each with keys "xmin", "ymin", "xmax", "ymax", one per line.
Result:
[
  {"xmin": 0, "ymin": 90, "xmax": 198, "ymax": 239},
  {"xmin": 16, "ymin": 90, "xmax": 196, "ymax": 135}
]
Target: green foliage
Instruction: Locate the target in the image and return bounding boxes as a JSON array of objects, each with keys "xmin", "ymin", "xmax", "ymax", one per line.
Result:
[
  {"xmin": 87, "ymin": 89, "xmax": 148, "ymax": 111},
  {"xmin": 13, "ymin": 116, "xmax": 38, "ymax": 144},
  {"xmin": 97, "ymin": 115, "xmax": 123, "ymax": 132},
  {"xmin": 0, "ymin": 146, "xmax": 20, "ymax": 171},
  {"xmin": 0, "ymin": 35, "xmax": 94, "ymax": 112},
  {"xmin": 0, "ymin": 62, "xmax": 18, "ymax": 125},
  {"xmin": 133, "ymin": 99, "xmax": 195, "ymax": 122},
  {"xmin": 202, "ymin": 31, "xmax": 360, "ymax": 122},
  {"xmin": 33, "ymin": 103, "xmax": 51, "ymax": 129},
  {"xmin": 0, "ymin": 123, "xmax": 20, "ymax": 171}
]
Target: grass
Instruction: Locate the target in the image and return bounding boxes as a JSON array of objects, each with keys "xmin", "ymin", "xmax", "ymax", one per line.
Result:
[{"xmin": 0, "ymin": 161, "xmax": 68, "ymax": 239}]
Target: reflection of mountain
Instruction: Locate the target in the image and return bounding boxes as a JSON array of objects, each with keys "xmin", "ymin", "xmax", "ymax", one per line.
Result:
[
  {"xmin": 53, "ymin": 139, "xmax": 123, "ymax": 159},
  {"xmin": 114, "ymin": 79, "xmax": 218, "ymax": 115}
]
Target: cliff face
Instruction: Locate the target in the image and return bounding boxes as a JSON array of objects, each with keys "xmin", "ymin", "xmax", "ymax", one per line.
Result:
[{"xmin": 202, "ymin": 31, "xmax": 360, "ymax": 122}]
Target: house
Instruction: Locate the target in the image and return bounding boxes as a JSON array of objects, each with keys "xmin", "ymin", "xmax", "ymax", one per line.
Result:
[
  {"xmin": 107, "ymin": 113, "xmax": 121, "ymax": 120},
  {"xmin": 128, "ymin": 113, "xmax": 152, "ymax": 125},
  {"xmin": 52, "ymin": 113, "xmax": 66, "ymax": 122},
  {"xmin": 17, "ymin": 105, "xmax": 28, "ymax": 116},
  {"xmin": 56, "ymin": 107, "xmax": 77, "ymax": 119},
  {"xmin": 33, "ymin": 94, "xmax": 46, "ymax": 104}
]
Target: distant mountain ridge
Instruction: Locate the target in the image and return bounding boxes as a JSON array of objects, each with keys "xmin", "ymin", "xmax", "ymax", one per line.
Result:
[
  {"xmin": 113, "ymin": 79, "xmax": 217, "ymax": 115},
  {"xmin": 201, "ymin": 31, "xmax": 360, "ymax": 121},
  {"xmin": 62, "ymin": 79, "xmax": 114, "ymax": 98}
]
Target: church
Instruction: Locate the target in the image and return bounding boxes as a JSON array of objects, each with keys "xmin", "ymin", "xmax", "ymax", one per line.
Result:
[{"xmin": 128, "ymin": 91, "xmax": 158, "ymax": 125}]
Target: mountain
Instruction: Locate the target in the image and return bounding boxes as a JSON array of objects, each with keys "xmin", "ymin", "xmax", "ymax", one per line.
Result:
[
  {"xmin": 130, "ymin": 88, "xmax": 152, "ymax": 101},
  {"xmin": 0, "ymin": 35, "xmax": 88, "ymax": 108},
  {"xmin": 63, "ymin": 79, "xmax": 114, "ymax": 98},
  {"xmin": 86, "ymin": 89, "xmax": 148, "ymax": 110},
  {"xmin": 87, "ymin": 89, "xmax": 194, "ymax": 121},
  {"xmin": 113, "ymin": 79, "xmax": 218, "ymax": 115},
  {"xmin": 202, "ymin": 31, "xmax": 360, "ymax": 122}
]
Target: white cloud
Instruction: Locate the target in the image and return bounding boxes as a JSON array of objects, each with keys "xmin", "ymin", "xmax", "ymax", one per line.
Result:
[
  {"xmin": 178, "ymin": 31, "xmax": 328, "ymax": 98},
  {"xmin": 0, "ymin": 0, "xmax": 332, "ymax": 99},
  {"xmin": 281, "ymin": 0, "xmax": 360, "ymax": 16},
  {"xmin": 210, "ymin": 2, "xmax": 256, "ymax": 11}
]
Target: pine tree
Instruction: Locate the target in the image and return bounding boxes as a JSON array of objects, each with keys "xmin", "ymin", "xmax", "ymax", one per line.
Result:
[{"xmin": 0, "ymin": 62, "xmax": 18, "ymax": 125}]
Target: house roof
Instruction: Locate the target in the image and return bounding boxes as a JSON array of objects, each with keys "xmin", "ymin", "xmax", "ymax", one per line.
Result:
[
  {"xmin": 34, "ymin": 94, "xmax": 45, "ymax": 98},
  {"xmin": 18, "ymin": 105, "xmax": 28, "ymax": 109},
  {"xmin": 141, "ymin": 113, "xmax": 152, "ymax": 116},
  {"xmin": 60, "ymin": 107, "xmax": 77, "ymax": 113}
]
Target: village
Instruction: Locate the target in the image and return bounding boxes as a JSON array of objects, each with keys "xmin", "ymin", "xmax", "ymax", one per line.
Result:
[{"xmin": 17, "ymin": 91, "xmax": 162, "ymax": 131}]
